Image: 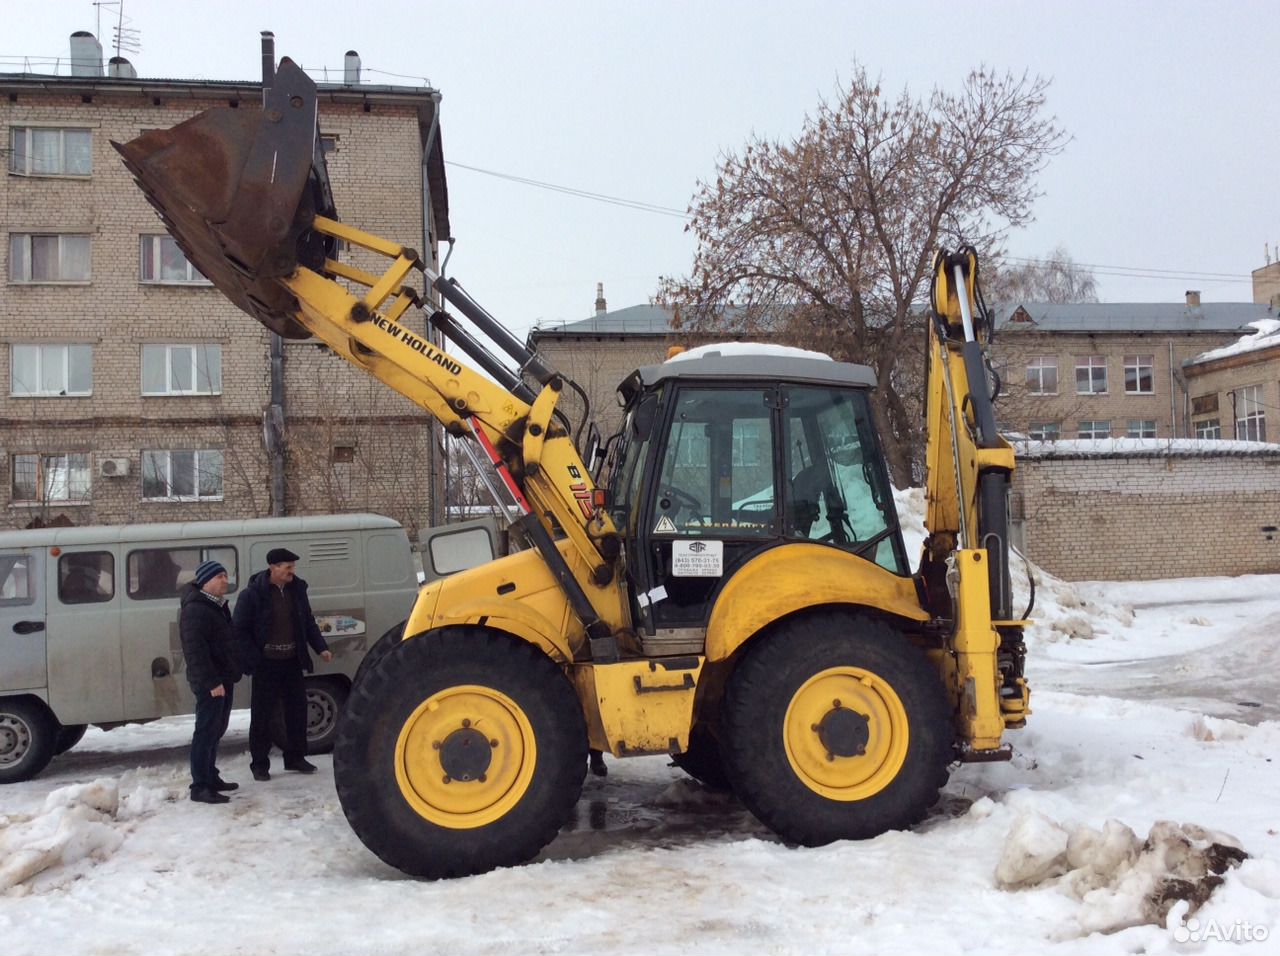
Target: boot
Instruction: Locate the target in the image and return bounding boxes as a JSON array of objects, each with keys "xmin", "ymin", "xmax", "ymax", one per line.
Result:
[{"xmin": 190, "ymin": 786, "xmax": 231, "ymax": 805}]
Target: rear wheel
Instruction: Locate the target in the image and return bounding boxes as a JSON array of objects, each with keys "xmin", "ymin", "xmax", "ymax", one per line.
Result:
[
  {"xmin": 334, "ymin": 627, "xmax": 587, "ymax": 879},
  {"xmin": 271, "ymin": 678, "xmax": 348, "ymax": 755},
  {"xmin": 0, "ymin": 698, "xmax": 58, "ymax": 784},
  {"xmin": 54, "ymin": 723, "xmax": 88, "ymax": 756},
  {"xmin": 721, "ymin": 612, "xmax": 950, "ymax": 845}
]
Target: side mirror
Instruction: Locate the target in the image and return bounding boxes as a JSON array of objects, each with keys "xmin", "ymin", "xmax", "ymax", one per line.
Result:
[{"xmin": 583, "ymin": 422, "xmax": 602, "ymax": 471}]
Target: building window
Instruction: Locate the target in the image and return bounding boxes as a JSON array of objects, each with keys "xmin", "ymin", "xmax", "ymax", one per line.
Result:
[
  {"xmin": 1028, "ymin": 422, "xmax": 1060, "ymax": 441},
  {"xmin": 1126, "ymin": 419, "xmax": 1156, "ymax": 439},
  {"xmin": 1025, "ymin": 356, "xmax": 1057, "ymax": 395},
  {"xmin": 139, "ymin": 235, "xmax": 210, "ymax": 284},
  {"xmin": 10, "ymin": 343, "xmax": 92, "ymax": 396},
  {"xmin": 320, "ymin": 134, "xmax": 339, "ymax": 154},
  {"xmin": 141, "ymin": 449, "xmax": 224, "ymax": 501},
  {"xmin": 1124, "ymin": 354, "xmax": 1155, "ymax": 394},
  {"xmin": 1234, "ymin": 385, "xmax": 1266, "ymax": 442},
  {"xmin": 141, "ymin": 344, "xmax": 222, "ymax": 395},
  {"xmin": 1075, "ymin": 356, "xmax": 1108, "ymax": 395},
  {"xmin": 1195, "ymin": 419, "xmax": 1221, "ymax": 440},
  {"xmin": 1078, "ymin": 420, "xmax": 1111, "ymax": 440},
  {"xmin": 8, "ymin": 127, "xmax": 92, "ymax": 176},
  {"xmin": 11, "ymin": 453, "xmax": 91, "ymax": 503},
  {"xmin": 9, "ymin": 233, "xmax": 91, "ymax": 283}
]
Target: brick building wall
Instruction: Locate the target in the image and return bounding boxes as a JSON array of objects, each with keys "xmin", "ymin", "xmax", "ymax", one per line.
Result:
[
  {"xmin": 1, "ymin": 76, "xmax": 443, "ymax": 535},
  {"xmin": 1013, "ymin": 446, "xmax": 1280, "ymax": 580},
  {"xmin": 533, "ymin": 334, "xmax": 674, "ymax": 439}
]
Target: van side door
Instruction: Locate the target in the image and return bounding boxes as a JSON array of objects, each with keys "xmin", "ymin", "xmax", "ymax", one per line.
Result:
[
  {"xmin": 47, "ymin": 548, "xmax": 123, "ymax": 724},
  {"xmin": 0, "ymin": 549, "xmax": 47, "ymax": 694}
]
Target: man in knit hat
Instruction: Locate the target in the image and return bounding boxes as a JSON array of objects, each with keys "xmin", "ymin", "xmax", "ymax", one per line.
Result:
[
  {"xmin": 179, "ymin": 559, "xmax": 242, "ymax": 804},
  {"xmin": 234, "ymin": 547, "xmax": 331, "ymax": 781}
]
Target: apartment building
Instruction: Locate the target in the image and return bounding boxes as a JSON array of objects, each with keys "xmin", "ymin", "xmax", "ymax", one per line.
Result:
[{"xmin": 1, "ymin": 34, "xmax": 448, "ymax": 534}]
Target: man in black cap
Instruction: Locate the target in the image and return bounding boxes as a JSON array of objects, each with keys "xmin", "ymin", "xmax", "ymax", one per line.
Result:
[
  {"xmin": 233, "ymin": 547, "xmax": 331, "ymax": 781},
  {"xmin": 180, "ymin": 559, "xmax": 241, "ymax": 804}
]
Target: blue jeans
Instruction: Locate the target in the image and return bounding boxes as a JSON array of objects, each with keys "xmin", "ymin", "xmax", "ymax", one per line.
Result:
[{"xmin": 190, "ymin": 686, "xmax": 234, "ymax": 789}]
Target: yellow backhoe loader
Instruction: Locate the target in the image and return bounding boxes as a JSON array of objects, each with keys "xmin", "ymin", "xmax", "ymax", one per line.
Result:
[{"xmin": 115, "ymin": 57, "xmax": 1030, "ymax": 879}]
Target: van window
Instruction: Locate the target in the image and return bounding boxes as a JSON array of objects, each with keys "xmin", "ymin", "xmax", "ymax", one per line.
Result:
[
  {"xmin": 58, "ymin": 551, "xmax": 114, "ymax": 604},
  {"xmin": 127, "ymin": 545, "xmax": 238, "ymax": 600},
  {"xmin": 0, "ymin": 553, "xmax": 34, "ymax": 606}
]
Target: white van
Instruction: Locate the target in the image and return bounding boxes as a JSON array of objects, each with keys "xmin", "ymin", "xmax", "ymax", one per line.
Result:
[{"xmin": 0, "ymin": 513, "xmax": 425, "ymax": 783}]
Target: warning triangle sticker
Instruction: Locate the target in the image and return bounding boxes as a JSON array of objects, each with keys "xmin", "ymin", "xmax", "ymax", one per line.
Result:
[{"xmin": 653, "ymin": 515, "xmax": 678, "ymax": 534}]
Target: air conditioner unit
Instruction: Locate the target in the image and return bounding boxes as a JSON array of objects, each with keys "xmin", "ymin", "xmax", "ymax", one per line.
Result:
[{"xmin": 99, "ymin": 457, "xmax": 132, "ymax": 478}]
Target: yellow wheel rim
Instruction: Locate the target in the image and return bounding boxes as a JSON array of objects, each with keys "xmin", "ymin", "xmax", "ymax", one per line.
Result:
[
  {"xmin": 394, "ymin": 684, "xmax": 537, "ymax": 829},
  {"xmin": 783, "ymin": 666, "xmax": 909, "ymax": 802}
]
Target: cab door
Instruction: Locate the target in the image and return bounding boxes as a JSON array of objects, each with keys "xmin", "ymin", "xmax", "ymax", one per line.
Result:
[{"xmin": 0, "ymin": 549, "xmax": 47, "ymax": 693}]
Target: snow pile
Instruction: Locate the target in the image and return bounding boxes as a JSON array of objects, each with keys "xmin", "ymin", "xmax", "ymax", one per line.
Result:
[
  {"xmin": 1192, "ymin": 318, "xmax": 1280, "ymax": 364},
  {"xmin": 995, "ymin": 812, "xmax": 1248, "ymax": 936},
  {"xmin": 665, "ymin": 341, "xmax": 834, "ymax": 362},
  {"xmin": 0, "ymin": 776, "xmax": 172, "ymax": 893}
]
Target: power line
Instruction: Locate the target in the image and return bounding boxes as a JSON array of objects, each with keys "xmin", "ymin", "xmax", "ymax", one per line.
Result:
[{"xmin": 444, "ymin": 160, "xmax": 691, "ymax": 219}]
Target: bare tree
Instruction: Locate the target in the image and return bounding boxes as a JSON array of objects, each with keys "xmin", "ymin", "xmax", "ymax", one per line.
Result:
[
  {"xmin": 989, "ymin": 245, "xmax": 1098, "ymax": 304},
  {"xmin": 657, "ymin": 64, "xmax": 1067, "ymax": 485}
]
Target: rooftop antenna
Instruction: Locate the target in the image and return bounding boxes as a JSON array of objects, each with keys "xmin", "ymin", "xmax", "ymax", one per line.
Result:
[{"xmin": 93, "ymin": 1, "xmax": 141, "ymax": 58}]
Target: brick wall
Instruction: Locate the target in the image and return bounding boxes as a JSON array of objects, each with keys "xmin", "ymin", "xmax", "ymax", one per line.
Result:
[
  {"xmin": 1, "ymin": 84, "xmax": 439, "ymax": 535},
  {"xmin": 1013, "ymin": 449, "xmax": 1280, "ymax": 580}
]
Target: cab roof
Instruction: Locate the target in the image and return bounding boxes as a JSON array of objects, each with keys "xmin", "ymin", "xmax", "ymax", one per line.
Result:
[{"xmin": 619, "ymin": 350, "xmax": 877, "ymax": 404}]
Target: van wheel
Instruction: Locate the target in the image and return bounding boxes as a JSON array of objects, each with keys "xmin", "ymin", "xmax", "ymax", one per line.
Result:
[
  {"xmin": 720, "ymin": 612, "xmax": 951, "ymax": 845},
  {"xmin": 352, "ymin": 621, "xmax": 407, "ymax": 689},
  {"xmin": 54, "ymin": 723, "xmax": 88, "ymax": 756},
  {"xmin": 270, "ymin": 679, "xmax": 348, "ymax": 755},
  {"xmin": 334, "ymin": 627, "xmax": 587, "ymax": 879},
  {"xmin": 0, "ymin": 699, "xmax": 58, "ymax": 784}
]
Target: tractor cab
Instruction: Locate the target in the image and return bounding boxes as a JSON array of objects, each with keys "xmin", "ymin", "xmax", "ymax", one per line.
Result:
[{"xmin": 605, "ymin": 347, "xmax": 910, "ymax": 653}]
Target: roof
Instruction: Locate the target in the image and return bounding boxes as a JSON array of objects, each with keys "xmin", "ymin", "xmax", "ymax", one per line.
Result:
[
  {"xmin": 0, "ymin": 512, "xmax": 401, "ymax": 548},
  {"xmin": 995, "ymin": 302, "xmax": 1273, "ymax": 334},
  {"xmin": 621, "ymin": 349, "xmax": 876, "ymax": 402},
  {"xmin": 534, "ymin": 300, "xmax": 1278, "ymax": 340}
]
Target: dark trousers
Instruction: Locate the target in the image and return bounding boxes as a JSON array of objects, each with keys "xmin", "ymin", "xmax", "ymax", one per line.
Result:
[
  {"xmin": 190, "ymin": 686, "xmax": 234, "ymax": 790},
  {"xmin": 249, "ymin": 659, "xmax": 306, "ymax": 769}
]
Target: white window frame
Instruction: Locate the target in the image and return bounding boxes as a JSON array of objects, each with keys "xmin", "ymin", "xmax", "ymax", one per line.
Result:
[
  {"xmin": 1123, "ymin": 354, "xmax": 1155, "ymax": 395},
  {"xmin": 1027, "ymin": 422, "xmax": 1060, "ymax": 441},
  {"xmin": 1126, "ymin": 419, "xmax": 1157, "ymax": 439},
  {"xmin": 8, "ymin": 233, "xmax": 92, "ymax": 283},
  {"xmin": 8, "ymin": 126, "xmax": 92, "ymax": 177},
  {"xmin": 1194, "ymin": 419, "xmax": 1221, "ymax": 440},
  {"xmin": 1025, "ymin": 356, "xmax": 1057, "ymax": 395},
  {"xmin": 1075, "ymin": 356, "xmax": 1108, "ymax": 395},
  {"xmin": 1235, "ymin": 385, "xmax": 1266, "ymax": 442},
  {"xmin": 9, "ymin": 343, "xmax": 93, "ymax": 397},
  {"xmin": 139, "ymin": 235, "xmax": 211, "ymax": 285},
  {"xmin": 10, "ymin": 452, "xmax": 91, "ymax": 504},
  {"xmin": 141, "ymin": 344, "xmax": 222, "ymax": 396},
  {"xmin": 141, "ymin": 449, "xmax": 224, "ymax": 502},
  {"xmin": 1078, "ymin": 420, "xmax": 1111, "ymax": 440}
]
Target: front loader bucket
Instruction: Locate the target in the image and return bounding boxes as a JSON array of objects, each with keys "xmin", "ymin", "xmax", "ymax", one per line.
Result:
[{"xmin": 112, "ymin": 58, "xmax": 336, "ymax": 338}]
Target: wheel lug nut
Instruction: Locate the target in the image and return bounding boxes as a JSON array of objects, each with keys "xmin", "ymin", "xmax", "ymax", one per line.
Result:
[
  {"xmin": 432, "ymin": 741, "xmax": 441, "ymax": 750},
  {"xmin": 462, "ymin": 719, "xmax": 471, "ymax": 728},
  {"xmin": 442, "ymin": 775, "xmax": 451, "ymax": 784},
  {"xmin": 490, "ymin": 739, "xmax": 499, "ymax": 748}
]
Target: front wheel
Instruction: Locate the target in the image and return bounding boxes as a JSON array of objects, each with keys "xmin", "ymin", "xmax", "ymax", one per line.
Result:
[
  {"xmin": 0, "ymin": 698, "xmax": 58, "ymax": 784},
  {"xmin": 721, "ymin": 612, "xmax": 951, "ymax": 845},
  {"xmin": 334, "ymin": 627, "xmax": 587, "ymax": 879}
]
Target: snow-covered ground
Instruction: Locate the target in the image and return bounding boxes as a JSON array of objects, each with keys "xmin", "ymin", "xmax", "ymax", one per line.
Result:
[{"xmin": 3, "ymin": 503, "xmax": 1279, "ymax": 953}]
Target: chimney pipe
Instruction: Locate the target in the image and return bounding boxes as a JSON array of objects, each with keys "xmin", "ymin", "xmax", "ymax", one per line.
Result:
[
  {"xmin": 261, "ymin": 31, "xmax": 275, "ymax": 101},
  {"xmin": 69, "ymin": 31, "xmax": 103, "ymax": 77},
  {"xmin": 107, "ymin": 56, "xmax": 136, "ymax": 79},
  {"xmin": 594, "ymin": 282, "xmax": 607, "ymax": 316},
  {"xmin": 344, "ymin": 50, "xmax": 361, "ymax": 85},
  {"xmin": 1185, "ymin": 290, "xmax": 1201, "ymax": 308}
]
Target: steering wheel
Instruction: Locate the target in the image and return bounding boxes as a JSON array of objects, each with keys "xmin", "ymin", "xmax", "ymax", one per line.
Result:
[{"xmin": 661, "ymin": 487, "xmax": 703, "ymax": 519}]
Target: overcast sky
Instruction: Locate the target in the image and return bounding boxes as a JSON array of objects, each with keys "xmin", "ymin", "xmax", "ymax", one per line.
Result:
[{"xmin": 5, "ymin": 1, "xmax": 1276, "ymax": 337}]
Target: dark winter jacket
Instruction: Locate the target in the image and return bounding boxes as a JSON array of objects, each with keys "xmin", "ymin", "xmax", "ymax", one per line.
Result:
[
  {"xmin": 232, "ymin": 570, "xmax": 328, "ymax": 675},
  {"xmin": 178, "ymin": 583, "xmax": 242, "ymax": 696}
]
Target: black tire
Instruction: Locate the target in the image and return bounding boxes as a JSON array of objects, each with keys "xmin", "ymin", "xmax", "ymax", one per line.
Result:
[
  {"xmin": 671, "ymin": 721, "xmax": 731, "ymax": 791},
  {"xmin": 54, "ymin": 723, "xmax": 88, "ymax": 756},
  {"xmin": 721, "ymin": 611, "xmax": 951, "ymax": 845},
  {"xmin": 334, "ymin": 627, "xmax": 587, "ymax": 879},
  {"xmin": 0, "ymin": 698, "xmax": 59, "ymax": 784},
  {"xmin": 352, "ymin": 620, "xmax": 407, "ymax": 690},
  {"xmin": 270, "ymin": 678, "xmax": 349, "ymax": 755}
]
